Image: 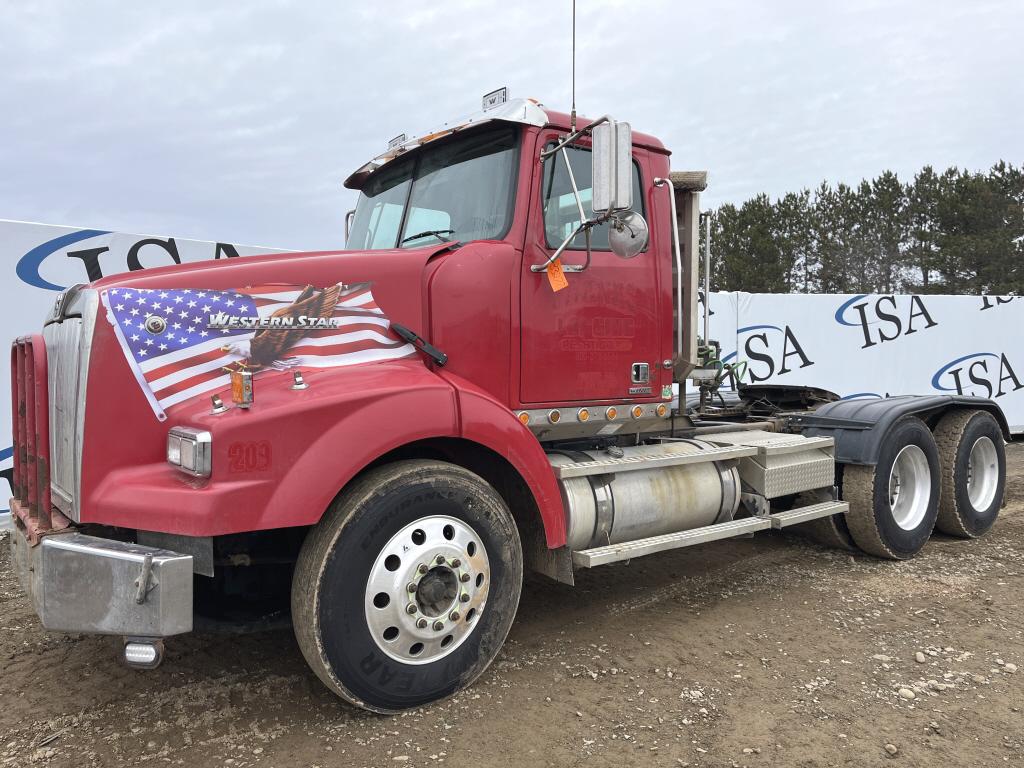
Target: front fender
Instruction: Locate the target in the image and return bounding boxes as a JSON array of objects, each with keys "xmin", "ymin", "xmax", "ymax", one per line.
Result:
[
  {"xmin": 95, "ymin": 359, "xmax": 565, "ymax": 546},
  {"xmin": 94, "ymin": 360, "xmax": 458, "ymax": 534},
  {"xmin": 441, "ymin": 371, "xmax": 566, "ymax": 548}
]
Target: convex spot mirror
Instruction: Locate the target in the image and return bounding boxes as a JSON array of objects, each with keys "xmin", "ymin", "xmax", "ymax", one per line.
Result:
[
  {"xmin": 592, "ymin": 120, "xmax": 633, "ymax": 213},
  {"xmin": 608, "ymin": 210, "xmax": 649, "ymax": 259}
]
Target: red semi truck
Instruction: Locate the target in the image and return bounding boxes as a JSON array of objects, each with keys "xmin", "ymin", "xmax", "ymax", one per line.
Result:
[{"xmin": 9, "ymin": 93, "xmax": 1008, "ymax": 712}]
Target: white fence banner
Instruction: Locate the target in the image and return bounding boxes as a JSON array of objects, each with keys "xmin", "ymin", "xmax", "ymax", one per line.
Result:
[
  {"xmin": 708, "ymin": 291, "xmax": 1024, "ymax": 433},
  {"xmin": 0, "ymin": 219, "xmax": 286, "ymax": 520}
]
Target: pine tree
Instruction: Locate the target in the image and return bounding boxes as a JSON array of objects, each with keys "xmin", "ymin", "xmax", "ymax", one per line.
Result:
[{"xmin": 707, "ymin": 162, "xmax": 1022, "ymax": 296}]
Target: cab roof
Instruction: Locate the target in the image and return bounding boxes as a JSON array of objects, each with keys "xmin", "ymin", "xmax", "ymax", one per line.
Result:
[{"xmin": 343, "ymin": 97, "xmax": 667, "ymax": 190}]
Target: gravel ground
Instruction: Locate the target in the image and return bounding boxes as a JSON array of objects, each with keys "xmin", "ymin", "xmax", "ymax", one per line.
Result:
[{"xmin": 1, "ymin": 445, "xmax": 1022, "ymax": 767}]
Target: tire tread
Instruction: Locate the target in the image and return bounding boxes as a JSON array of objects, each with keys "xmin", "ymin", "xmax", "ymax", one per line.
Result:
[
  {"xmin": 790, "ymin": 489, "xmax": 857, "ymax": 551},
  {"xmin": 843, "ymin": 464, "xmax": 898, "ymax": 559},
  {"xmin": 932, "ymin": 409, "xmax": 1002, "ymax": 538}
]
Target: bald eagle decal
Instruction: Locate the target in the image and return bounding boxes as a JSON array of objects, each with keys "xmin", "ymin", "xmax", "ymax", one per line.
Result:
[{"xmin": 221, "ymin": 284, "xmax": 342, "ymax": 369}]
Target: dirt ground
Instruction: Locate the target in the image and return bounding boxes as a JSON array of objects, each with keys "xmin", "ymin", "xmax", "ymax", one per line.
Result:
[{"xmin": 2, "ymin": 448, "xmax": 1022, "ymax": 768}]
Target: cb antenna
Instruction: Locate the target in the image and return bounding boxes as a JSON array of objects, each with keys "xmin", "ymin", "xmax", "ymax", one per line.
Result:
[{"xmin": 570, "ymin": 0, "xmax": 576, "ymax": 132}]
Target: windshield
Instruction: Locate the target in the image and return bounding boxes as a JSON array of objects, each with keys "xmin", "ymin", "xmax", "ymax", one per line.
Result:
[{"xmin": 347, "ymin": 124, "xmax": 520, "ymax": 250}]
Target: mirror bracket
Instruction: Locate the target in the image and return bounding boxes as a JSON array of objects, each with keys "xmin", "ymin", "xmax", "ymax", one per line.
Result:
[
  {"xmin": 530, "ymin": 215, "xmax": 606, "ymax": 272},
  {"xmin": 533, "ymin": 143, "xmax": 608, "ymax": 273},
  {"xmin": 539, "ymin": 115, "xmax": 612, "ymax": 161},
  {"xmin": 533, "ymin": 113, "xmax": 633, "ymax": 274}
]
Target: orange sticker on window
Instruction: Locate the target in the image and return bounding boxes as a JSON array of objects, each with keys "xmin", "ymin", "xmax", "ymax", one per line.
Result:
[{"xmin": 546, "ymin": 258, "xmax": 569, "ymax": 292}]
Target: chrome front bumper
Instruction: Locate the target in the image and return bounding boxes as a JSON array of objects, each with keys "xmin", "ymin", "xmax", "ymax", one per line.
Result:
[{"xmin": 10, "ymin": 528, "xmax": 193, "ymax": 637}]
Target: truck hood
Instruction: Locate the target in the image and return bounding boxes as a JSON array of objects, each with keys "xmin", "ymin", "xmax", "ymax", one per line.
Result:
[{"xmin": 84, "ymin": 242, "xmax": 458, "ymax": 423}]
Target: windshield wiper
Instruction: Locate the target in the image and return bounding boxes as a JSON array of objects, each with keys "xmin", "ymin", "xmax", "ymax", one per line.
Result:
[{"xmin": 400, "ymin": 228, "xmax": 455, "ymax": 245}]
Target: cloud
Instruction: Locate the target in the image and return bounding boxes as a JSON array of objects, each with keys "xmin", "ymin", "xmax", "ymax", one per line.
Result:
[{"xmin": 1, "ymin": 0, "xmax": 1021, "ymax": 250}]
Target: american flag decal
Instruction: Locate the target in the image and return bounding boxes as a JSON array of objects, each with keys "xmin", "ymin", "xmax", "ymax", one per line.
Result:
[{"xmin": 100, "ymin": 282, "xmax": 415, "ymax": 420}]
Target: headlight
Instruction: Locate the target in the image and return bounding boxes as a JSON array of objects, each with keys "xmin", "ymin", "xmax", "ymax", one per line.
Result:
[{"xmin": 166, "ymin": 426, "xmax": 212, "ymax": 477}]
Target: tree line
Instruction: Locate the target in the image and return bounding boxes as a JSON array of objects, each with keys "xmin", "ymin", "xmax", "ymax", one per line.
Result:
[{"xmin": 704, "ymin": 162, "xmax": 1024, "ymax": 295}]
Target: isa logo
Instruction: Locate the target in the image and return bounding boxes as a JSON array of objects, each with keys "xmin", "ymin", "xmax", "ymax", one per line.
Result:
[
  {"xmin": 979, "ymin": 296, "xmax": 1022, "ymax": 311},
  {"xmin": 723, "ymin": 324, "xmax": 814, "ymax": 383},
  {"xmin": 931, "ymin": 352, "xmax": 1024, "ymax": 399},
  {"xmin": 15, "ymin": 229, "xmax": 247, "ymax": 292},
  {"xmin": 835, "ymin": 294, "xmax": 937, "ymax": 349}
]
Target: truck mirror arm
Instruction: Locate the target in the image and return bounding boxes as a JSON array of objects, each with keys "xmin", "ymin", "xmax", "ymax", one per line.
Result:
[
  {"xmin": 539, "ymin": 115, "xmax": 612, "ymax": 161},
  {"xmin": 532, "ymin": 146, "xmax": 603, "ymax": 274},
  {"xmin": 530, "ymin": 216, "xmax": 604, "ymax": 273}
]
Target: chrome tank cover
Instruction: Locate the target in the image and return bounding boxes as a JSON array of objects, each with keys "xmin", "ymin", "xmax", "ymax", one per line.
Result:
[{"xmin": 550, "ymin": 442, "xmax": 742, "ymax": 551}]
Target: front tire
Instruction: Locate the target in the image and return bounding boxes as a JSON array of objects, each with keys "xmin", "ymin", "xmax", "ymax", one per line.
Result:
[
  {"xmin": 933, "ymin": 409, "xmax": 1005, "ymax": 538},
  {"xmin": 844, "ymin": 417, "xmax": 940, "ymax": 559},
  {"xmin": 292, "ymin": 460, "xmax": 523, "ymax": 713}
]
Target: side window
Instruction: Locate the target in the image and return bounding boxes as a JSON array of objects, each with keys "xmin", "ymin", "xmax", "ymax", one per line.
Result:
[
  {"xmin": 347, "ymin": 161, "xmax": 412, "ymax": 250},
  {"xmin": 541, "ymin": 143, "xmax": 644, "ymax": 251}
]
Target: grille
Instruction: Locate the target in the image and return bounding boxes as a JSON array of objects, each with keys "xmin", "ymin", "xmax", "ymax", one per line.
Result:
[
  {"xmin": 43, "ymin": 317, "xmax": 84, "ymax": 515},
  {"xmin": 11, "ymin": 335, "xmax": 53, "ymax": 530}
]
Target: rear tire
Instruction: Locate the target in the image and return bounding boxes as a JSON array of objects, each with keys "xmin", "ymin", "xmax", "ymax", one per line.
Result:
[
  {"xmin": 843, "ymin": 417, "xmax": 940, "ymax": 560},
  {"xmin": 291, "ymin": 460, "xmax": 523, "ymax": 713},
  {"xmin": 790, "ymin": 489, "xmax": 857, "ymax": 551},
  {"xmin": 932, "ymin": 409, "xmax": 1005, "ymax": 538}
]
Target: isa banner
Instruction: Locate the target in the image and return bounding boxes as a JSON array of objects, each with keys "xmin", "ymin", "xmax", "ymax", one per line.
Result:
[
  {"xmin": 0, "ymin": 219, "xmax": 287, "ymax": 517},
  {"xmin": 709, "ymin": 292, "xmax": 1024, "ymax": 433}
]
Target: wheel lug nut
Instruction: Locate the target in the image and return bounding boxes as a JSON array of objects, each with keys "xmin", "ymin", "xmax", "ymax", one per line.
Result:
[
  {"xmin": 460, "ymin": 572, "xmax": 470, "ymax": 583},
  {"xmin": 416, "ymin": 617, "xmax": 428, "ymax": 629},
  {"xmin": 407, "ymin": 582, "xmax": 418, "ymax": 593},
  {"xmin": 432, "ymin": 620, "xmax": 444, "ymax": 631},
  {"xmin": 460, "ymin": 592, "xmax": 470, "ymax": 603},
  {"xmin": 436, "ymin": 555, "xmax": 446, "ymax": 565},
  {"xmin": 417, "ymin": 563, "xmax": 428, "ymax": 575},
  {"xmin": 449, "ymin": 610, "xmax": 460, "ymax": 621},
  {"xmin": 450, "ymin": 558, "xmax": 461, "ymax": 568},
  {"xmin": 406, "ymin": 603, "xmax": 418, "ymax": 615}
]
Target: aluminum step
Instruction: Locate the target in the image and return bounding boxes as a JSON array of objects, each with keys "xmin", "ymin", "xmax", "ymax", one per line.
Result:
[
  {"xmin": 552, "ymin": 444, "xmax": 757, "ymax": 479},
  {"xmin": 571, "ymin": 500, "xmax": 848, "ymax": 568},
  {"xmin": 572, "ymin": 516, "xmax": 772, "ymax": 567},
  {"xmin": 768, "ymin": 500, "xmax": 848, "ymax": 529}
]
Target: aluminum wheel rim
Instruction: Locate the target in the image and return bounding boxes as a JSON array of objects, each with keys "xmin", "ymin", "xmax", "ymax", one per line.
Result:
[
  {"xmin": 887, "ymin": 444, "xmax": 931, "ymax": 531},
  {"xmin": 364, "ymin": 515, "xmax": 490, "ymax": 665},
  {"xmin": 966, "ymin": 436, "xmax": 999, "ymax": 511}
]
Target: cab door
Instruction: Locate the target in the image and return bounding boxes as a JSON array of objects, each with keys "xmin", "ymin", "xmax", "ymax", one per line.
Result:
[{"xmin": 519, "ymin": 135, "xmax": 663, "ymax": 405}]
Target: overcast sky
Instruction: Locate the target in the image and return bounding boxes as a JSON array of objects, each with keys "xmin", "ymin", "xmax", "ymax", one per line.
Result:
[{"xmin": 1, "ymin": 0, "xmax": 1021, "ymax": 251}]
